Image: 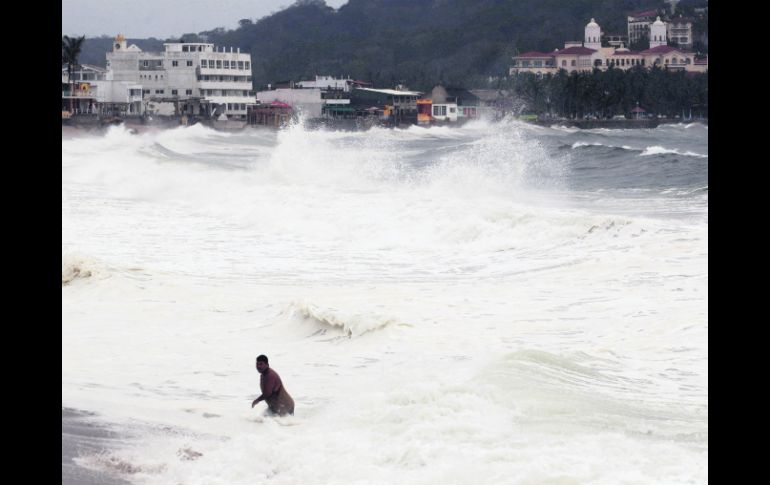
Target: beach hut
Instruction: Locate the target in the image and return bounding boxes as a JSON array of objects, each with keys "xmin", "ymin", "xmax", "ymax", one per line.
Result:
[{"xmin": 631, "ymin": 106, "xmax": 647, "ymax": 119}]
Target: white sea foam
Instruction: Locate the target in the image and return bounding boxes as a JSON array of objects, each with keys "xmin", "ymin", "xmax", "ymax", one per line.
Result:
[
  {"xmin": 640, "ymin": 145, "xmax": 708, "ymax": 158},
  {"xmin": 62, "ymin": 119, "xmax": 708, "ymax": 484}
]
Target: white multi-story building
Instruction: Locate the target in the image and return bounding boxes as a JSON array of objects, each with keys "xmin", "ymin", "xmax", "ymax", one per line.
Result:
[
  {"xmin": 667, "ymin": 17, "xmax": 693, "ymax": 49},
  {"xmin": 106, "ymin": 34, "xmax": 255, "ymax": 118},
  {"xmin": 627, "ymin": 9, "xmax": 659, "ymax": 46}
]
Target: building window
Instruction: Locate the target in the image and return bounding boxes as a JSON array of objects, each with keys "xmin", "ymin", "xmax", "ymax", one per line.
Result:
[
  {"xmin": 155, "ymin": 89, "xmax": 164, "ymax": 94},
  {"xmin": 224, "ymin": 60, "xmax": 230, "ymax": 69},
  {"xmin": 245, "ymin": 61, "xmax": 250, "ymax": 69},
  {"xmin": 143, "ymin": 89, "xmax": 150, "ymax": 94},
  {"xmin": 433, "ymin": 106, "xmax": 446, "ymax": 116},
  {"xmin": 562, "ymin": 60, "xmax": 567, "ymax": 67},
  {"xmin": 186, "ymin": 89, "xmax": 192, "ymax": 95},
  {"xmin": 449, "ymin": 107, "xmax": 456, "ymax": 113},
  {"xmin": 187, "ymin": 60, "xmax": 193, "ymax": 66},
  {"xmin": 201, "ymin": 59, "xmax": 207, "ymax": 67},
  {"xmin": 171, "ymin": 89, "xmax": 178, "ymax": 95},
  {"xmin": 143, "ymin": 60, "xmax": 149, "ymax": 67},
  {"xmin": 172, "ymin": 60, "xmax": 178, "ymax": 67},
  {"xmin": 571, "ymin": 60, "xmax": 576, "ymax": 66},
  {"xmin": 216, "ymin": 60, "xmax": 222, "ymax": 69},
  {"xmin": 238, "ymin": 61, "xmax": 244, "ymax": 69}
]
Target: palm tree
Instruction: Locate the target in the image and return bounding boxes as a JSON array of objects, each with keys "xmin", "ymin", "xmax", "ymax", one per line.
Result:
[{"xmin": 62, "ymin": 35, "xmax": 86, "ymax": 113}]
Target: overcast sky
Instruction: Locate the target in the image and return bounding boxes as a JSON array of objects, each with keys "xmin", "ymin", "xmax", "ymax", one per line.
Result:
[{"xmin": 62, "ymin": 0, "xmax": 349, "ymax": 39}]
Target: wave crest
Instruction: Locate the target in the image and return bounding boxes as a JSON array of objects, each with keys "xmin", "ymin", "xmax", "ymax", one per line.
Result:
[{"xmin": 283, "ymin": 301, "xmax": 401, "ymax": 337}]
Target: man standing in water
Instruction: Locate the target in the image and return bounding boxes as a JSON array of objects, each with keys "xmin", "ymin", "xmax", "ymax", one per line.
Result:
[{"xmin": 252, "ymin": 355, "xmax": 295, "ymax": 416}]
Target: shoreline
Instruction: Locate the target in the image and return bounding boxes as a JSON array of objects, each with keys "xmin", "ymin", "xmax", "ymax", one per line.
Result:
[
  {"xmin": 62, "ymin": 116, "xmax": 707, "ymax": 136},
  {"xmin": 62, "ymin": 407, "xmax": 132, "ymax": 485}
]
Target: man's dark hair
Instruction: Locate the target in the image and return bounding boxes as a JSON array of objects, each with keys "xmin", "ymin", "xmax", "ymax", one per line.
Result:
[{"xmin": 257, "ymin": 355, "xmax": 268, "ymax": 364}]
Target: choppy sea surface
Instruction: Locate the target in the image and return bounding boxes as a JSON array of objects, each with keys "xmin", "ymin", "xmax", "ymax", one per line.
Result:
[{"xmin": 62, "ymin": 119, "xmax": 708, "ymax": 484}]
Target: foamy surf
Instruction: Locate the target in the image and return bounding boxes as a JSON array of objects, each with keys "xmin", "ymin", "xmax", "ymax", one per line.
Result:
[{"xmin": 63, "ymin": 117, "xmax": 707, "ymax": 484}]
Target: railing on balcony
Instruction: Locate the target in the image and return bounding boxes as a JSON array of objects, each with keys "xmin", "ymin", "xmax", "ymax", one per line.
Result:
[{"xmin": 62, "ymin": 89, "xmax": 98, "ymax": 98}]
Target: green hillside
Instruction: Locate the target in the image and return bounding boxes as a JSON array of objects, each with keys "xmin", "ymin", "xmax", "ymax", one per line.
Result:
[{"xmin": 79, "ymin": 0, "xmax": 675, "ymax": 89}]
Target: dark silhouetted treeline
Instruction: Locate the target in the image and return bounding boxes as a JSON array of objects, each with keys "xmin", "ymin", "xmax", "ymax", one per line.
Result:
[{"xmin": 505, "ymin": 66, "xmax": 707, "ymax": 119}]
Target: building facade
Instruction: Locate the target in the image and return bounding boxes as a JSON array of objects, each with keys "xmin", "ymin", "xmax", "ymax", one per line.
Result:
[
  {"xmin": 106, "ymin": 34, "xmax": 255, "ymax": 119},
  {"xmin": 62, "ymin": 64, "xmax": 143, "ymax": 115},
  {"xmin": 667, "ymin": 17, "xmax": 693, "ymax": 49},
  {"xmin": 627, "ymin": 9, "xmax": 659, "ymax": 46},
  {"xmin": 510, "ymin": 18, "xmax": 707, "ymax": 76}
]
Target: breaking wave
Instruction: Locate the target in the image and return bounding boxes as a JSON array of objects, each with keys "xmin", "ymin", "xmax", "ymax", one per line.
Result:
[{"xmin": 283, "ymin": 301, "xmax": 404, "ymax": 338}]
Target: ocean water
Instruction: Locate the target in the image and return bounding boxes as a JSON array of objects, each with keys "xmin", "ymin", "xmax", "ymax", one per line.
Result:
[{"xmin": 62, "ymin": 118, "xmax": 708, "ymax": 484}]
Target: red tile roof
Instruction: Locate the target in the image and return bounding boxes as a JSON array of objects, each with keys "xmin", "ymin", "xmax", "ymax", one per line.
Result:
[
  {"xmin": 629, "ymin": 9, "xmax": 658, "ymax": 18},
  {"xmin": 516, "ymin": 51, "xmax": 554, "ymax": 58},
  {"xmin": 555, "ymin": 46, "xmax": 597, "ymax": 56},
  {"xmin": 640, "ymin": 45, "xmax": 681, "ymax": 55}
]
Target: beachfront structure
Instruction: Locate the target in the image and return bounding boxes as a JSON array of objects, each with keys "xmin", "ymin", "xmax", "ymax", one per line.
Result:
[
  {"xmin": 256, "ymin": 87, "xmax": 326, "ymax": 118},
  {"xmin": 256, "ymin": 76, "xmax": 373, "ymax": 119},
  {"xmin": 510, "ymin": 18, "xmax": 707, "ymax": 76},
  {"xmin": 350, "ymin": 87, "xmax": 422, "ymax": 126},
  {"xmin": 62, "ymin": 64, "xmax": 143, "ymax": 116},
  {"xmin": 105, "ymin": 34, "xmax": 255, "ymax": 119},
  {"xmin": 295, "ymin": 75, "xmax": 370, "ymax": 92}
]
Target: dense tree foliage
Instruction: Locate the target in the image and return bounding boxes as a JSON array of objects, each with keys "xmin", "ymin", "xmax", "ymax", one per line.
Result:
[
  {"xmin": 505, "ymin": 67, "xmax": 707, "ymax": 119},
  {"xmin": 62, "ymin": 35, "xmax": 86, "ymax": 112}
]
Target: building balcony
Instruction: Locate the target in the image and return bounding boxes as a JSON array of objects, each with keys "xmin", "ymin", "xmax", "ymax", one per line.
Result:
[
  {"xmin": 199, "ymin": 67, "xmax": 251, "ymax": 76},
  {"xmin": 62, "ymin": 90, "xmax": 98, "ymax": 98},
  {"xmin": 198, "ymin": 81, "xmax": 253, "ymax": 91}
]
